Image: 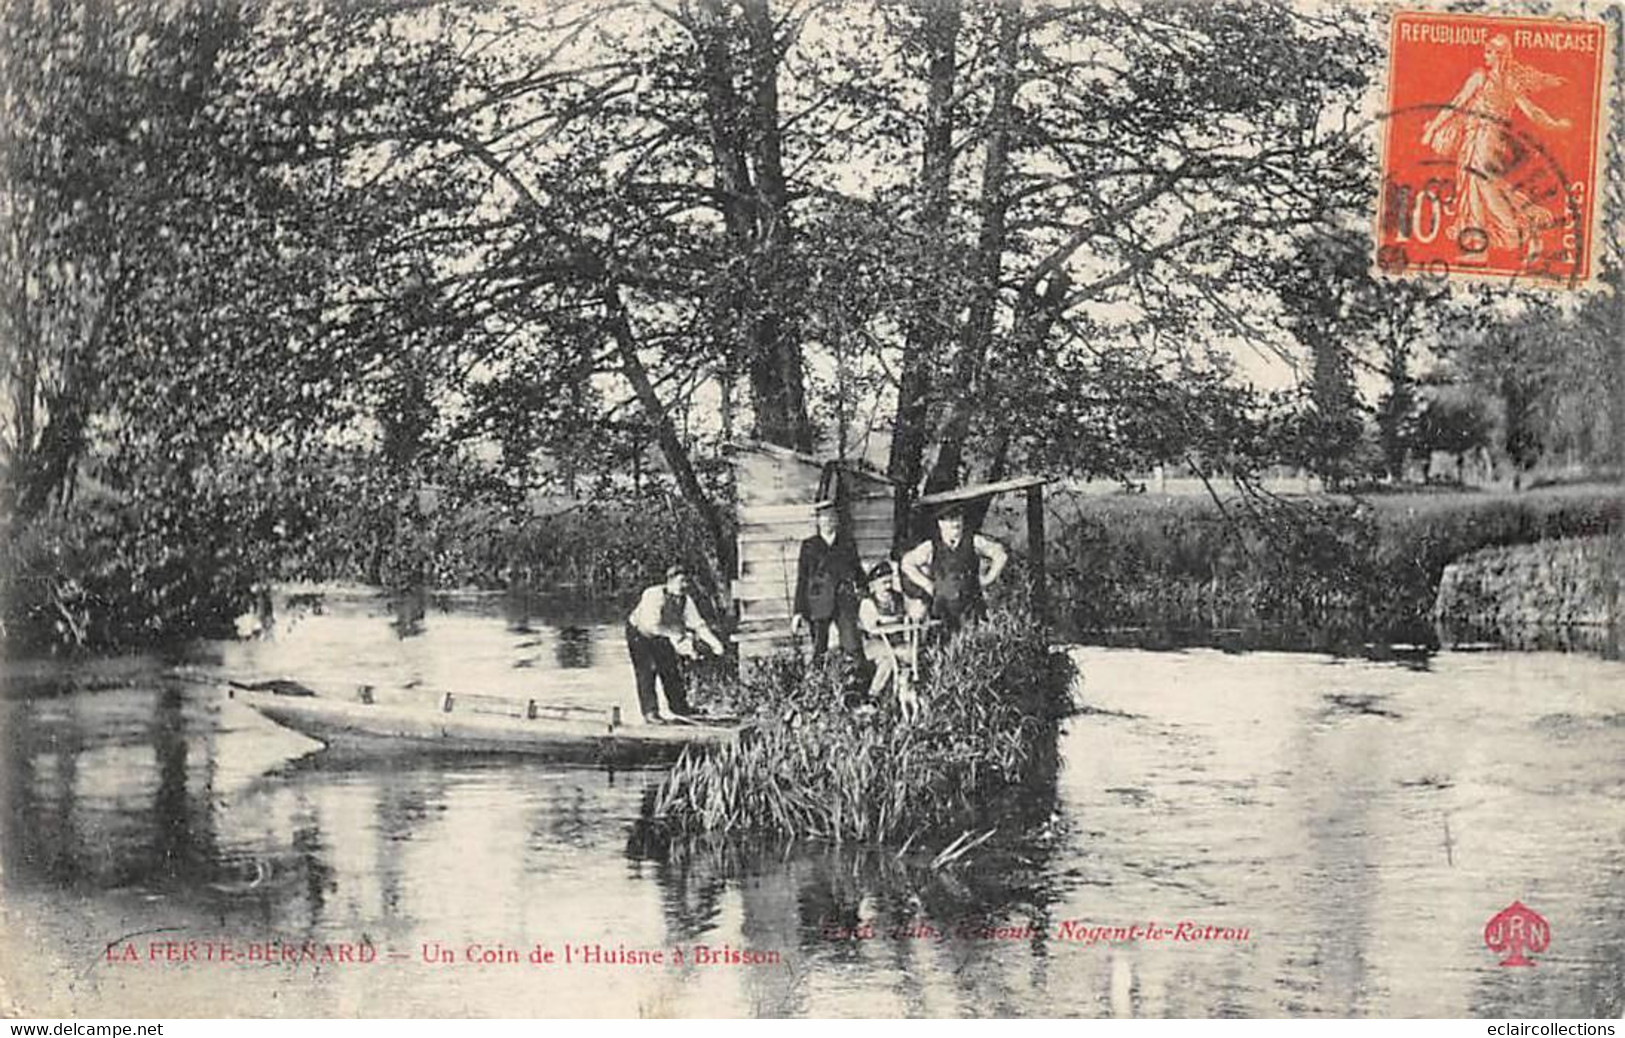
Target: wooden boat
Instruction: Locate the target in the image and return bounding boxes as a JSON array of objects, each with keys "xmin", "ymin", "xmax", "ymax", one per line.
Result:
[{"xmin": 229, "ymin": 682, "xmax": 737, "ymax": 766}]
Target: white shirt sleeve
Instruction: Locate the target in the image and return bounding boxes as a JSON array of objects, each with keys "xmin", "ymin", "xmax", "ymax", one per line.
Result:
[
  {"xmin": 683, "ymin": 596, "xmax": 711, "ymax": 637},
  {"xmin": 859, "ymin": 597, "xmax": 881, "ymax": 635},
  {"xmin": 629, "ymin": 587, "xmax": 665, "ymax": 637},
  {"xmin": 901, "ymin": 539, "xmax": 933, "ymax": 574}
]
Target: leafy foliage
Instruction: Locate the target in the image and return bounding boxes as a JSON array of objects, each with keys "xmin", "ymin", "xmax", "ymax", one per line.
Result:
[
  {"xmin": 1435, "ymin": 536, "xmax": 1620, "ymax": 652},
  {"xmin": 653, "ymin": 611, "xmax": 1076, "ymax": 844},
  {"xmin": 1054, "ymin": 485, "xmax": 1622, "ymax": 650},
  {"xmin": 1434, "ymin": 292, "xmax": 1622, "ymax": 484},
  {"xmin": 1, "ymin": 0, "xmax": 1615, "ymax": 652}
]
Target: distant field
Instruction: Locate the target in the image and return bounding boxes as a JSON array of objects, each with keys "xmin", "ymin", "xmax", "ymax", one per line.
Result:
[{"xmin": 1007, "ymin": 479, "xmax": 1623, "ymax": 531}]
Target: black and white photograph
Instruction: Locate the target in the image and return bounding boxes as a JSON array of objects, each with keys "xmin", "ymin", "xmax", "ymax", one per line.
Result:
[{"xmin": 0, "ymin": 0, "xmax": 1622, "ymax": 1020}]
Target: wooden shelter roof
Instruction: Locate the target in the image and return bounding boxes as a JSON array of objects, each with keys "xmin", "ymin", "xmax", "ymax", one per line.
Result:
[
  {"xmin": 913, "ymin": 475, "xmax": 1049, "ymax": 508},
  {"xmin": 725, "ymin": 440, "xmax": 897, "ymax": 484}
]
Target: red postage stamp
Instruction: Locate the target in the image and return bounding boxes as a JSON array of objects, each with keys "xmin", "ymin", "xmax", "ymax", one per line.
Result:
[{"xmin": 1378, "ymin": 12, "xmax": 1608, "ymax": 286}]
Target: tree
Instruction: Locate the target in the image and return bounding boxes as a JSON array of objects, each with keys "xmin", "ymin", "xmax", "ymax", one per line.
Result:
[
  {"xmin": 1413, "ymin": 384, "xmax": 1492, "ymax": 484},
  {"xmin": 1438, "ymin": 293, "xmax": 1618, "ymax": 487},
  {"xmin": 0, "ymin": 0, "xmax": 492, "ymax": 641},
  {"xmin": 1273, "ymin": 233, "xmax": 1370, "ymax": 489},
  {"xmin": 6, "ymin": 0, "xmax": 1504, "ymax": 645},
  {"xmin": 883, "ymin": 0, "xmax": 962, "ymax": 537},
  {"xmin": 894, "ymin": 1, "xmax": 1376, "ymax": 494},
  {"xmin": 287, "ymin": 0, "xmax": 1384, "ymax": 516}
]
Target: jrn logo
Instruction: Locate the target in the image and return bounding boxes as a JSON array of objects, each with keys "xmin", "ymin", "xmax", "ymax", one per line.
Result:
[{"xmin": 1484, "ymin": 901, "xmax": 1551, "ymax": 967}]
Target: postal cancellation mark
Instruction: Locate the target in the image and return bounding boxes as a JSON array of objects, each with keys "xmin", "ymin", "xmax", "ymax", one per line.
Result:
[{"xmin": 1378, "ymin": 12, "xmax": 1608, "ymax": 287}]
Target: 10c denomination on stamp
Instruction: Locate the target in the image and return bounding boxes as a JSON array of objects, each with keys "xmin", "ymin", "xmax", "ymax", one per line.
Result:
[{"xmin": 1378, "ymin": 11, "xmax": 1608, "ymax": 287}]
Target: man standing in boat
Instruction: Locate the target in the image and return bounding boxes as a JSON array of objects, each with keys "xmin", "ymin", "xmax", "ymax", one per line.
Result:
[
  {"xmin": 900, "ymin": 501, "xmax": 1009, "ymax": 632},
  {"xmin": 790, "ymin": 499, "xmax": 864, "ymax": 665},
  {"xmin": 626, "ymin": 564, "xmax": 725, "ymax": 724}
]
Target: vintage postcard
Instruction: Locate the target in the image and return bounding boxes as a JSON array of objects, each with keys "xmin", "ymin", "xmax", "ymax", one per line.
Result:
[{"xmin": 1, "ymin": 0, "xmax": 1621, "ymax": 1022}]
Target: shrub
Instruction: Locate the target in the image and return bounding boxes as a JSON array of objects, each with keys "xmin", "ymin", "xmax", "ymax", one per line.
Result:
[
  {"xmin": 1434, "ymin": 535, "xmax": 1620, "ymax": 652},
  {"xmin": 1, "ymin": 495, "xmax": 259, "ymax": 653}
]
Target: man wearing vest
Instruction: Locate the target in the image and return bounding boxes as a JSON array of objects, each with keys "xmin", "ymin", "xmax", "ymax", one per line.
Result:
[
  {"xmin": 626, "ymin": 564, "xmax": 725, "ymax": 724},
  {"xmin": 899, "ymin": 501, "xmax": 1009, "ymax": 632},
  {"xmin": 790, "ymin": 500, "xmax": 865, "ymax": 664}
]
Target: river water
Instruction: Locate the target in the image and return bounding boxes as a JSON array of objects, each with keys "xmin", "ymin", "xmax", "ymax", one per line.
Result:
[{"xmin": 2, "ymin": 586, "xmax": 1622, "ymax": 1018}]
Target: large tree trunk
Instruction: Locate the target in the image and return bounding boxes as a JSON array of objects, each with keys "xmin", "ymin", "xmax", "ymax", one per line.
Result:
[
  {"xmin": 12, "ymin": 385, "xmax": 90, "ymax": 520},
  {"xmin": 741, "ymin": 0, "xmax": 812, "ymax": 452},
  {"xmin": 888, "ymin": 0, "xmax": 961, "ymax": 548},
  {"xmin": 698, "ymin": 0, "xmax": 754, "ymax": 450},
  {"xmin": 697, "ymin": 0, "xmax": 811, "ymax": 453},
  {"xmin": 925, "ymin": 0, "xmax": 1022, "ymax": 494},
  {"xmin": 6, "ymin": 233, "xmax": 112, "ymax": 521}
]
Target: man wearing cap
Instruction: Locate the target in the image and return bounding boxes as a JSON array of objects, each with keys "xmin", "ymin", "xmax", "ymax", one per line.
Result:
[
  {"xmin": 791, "ymin": 500, "xmax": 864, "ymax": 664},
  {"xmin": 626, "ymin": 564, "xmax": 724, "ymax": 724},
  {"xmin": 857, "ymin": 560, "xmax": 918, "ymax": 713},
  {"xmin": 899, "ymin": 502, "xmax": 1009, "ymax": 632}
]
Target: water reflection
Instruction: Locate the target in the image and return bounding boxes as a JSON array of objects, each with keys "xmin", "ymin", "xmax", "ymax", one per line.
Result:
[
  {"xmin": 1436, "ymin": 617, "xmax": 1622, "ymax": 658},
  {"xmin": 554, "ymin": 626, "xmax": 596, "ymax": 671},
  {"xmin": 390, "ymin": 587, "xmax": 428, "ymax": 638},
  {"xmin": 1, "ymin": 589, "xmax": 1623, "ymax": 1017}
]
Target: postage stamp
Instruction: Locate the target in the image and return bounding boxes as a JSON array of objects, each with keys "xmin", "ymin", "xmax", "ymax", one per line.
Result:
[{"xmin": 1377, "ymin": 11, "xmax": 1609, "ymax": 287}]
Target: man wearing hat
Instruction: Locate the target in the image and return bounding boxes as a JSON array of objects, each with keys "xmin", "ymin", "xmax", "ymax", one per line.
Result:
[
  {"xmin": 858, "ymin": 560, "xmax": 918, "ymax": 714},
  {"xmin": 899, "ymin": 501, "xmax": 1009, "ymax": 632},
  {"xmin": 626, "ymin": 563, "xmax": 725, "ymax": 723},
  {"xmin": 791, "ymin": 499, "xmax": 864, "ymax": 664}
]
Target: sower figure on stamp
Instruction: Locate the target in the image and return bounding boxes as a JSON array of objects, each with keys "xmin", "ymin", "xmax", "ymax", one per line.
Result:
[
  {"xmin": 790, "ymin": 500, "xmax": 864, "ymax": 665},
  {"xmin": 1420, "ymin": 34, "xmax": 1573, "ymax": 262},
  {"xmin": 625, "ymin": 563, "xmax": 724, "ymax": 724},
  {"xmin": 900, "ymin": 502, "xmax": 1009, "ymax": 635}
]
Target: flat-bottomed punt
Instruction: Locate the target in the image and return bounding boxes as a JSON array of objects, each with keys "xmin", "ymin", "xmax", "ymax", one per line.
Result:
[{"xmin": 230, "ymin": 683, "xmax": 736, "ymax": 766}]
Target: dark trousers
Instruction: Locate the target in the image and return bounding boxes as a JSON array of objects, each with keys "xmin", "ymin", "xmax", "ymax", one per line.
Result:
[
  {"xmin": 810, "ymin": 604, "xmax": 861, "ymax": 664},
  {"xmin": 625, "ymin": 623, "xmax": 691, "ymax": 719},
  {"xmin": 931, "ymin": 591, "xmax": 986, "ymax": 634},
  {"xmin": 918, "ymin": 583, "xmax": 986, "ymax": 644}
]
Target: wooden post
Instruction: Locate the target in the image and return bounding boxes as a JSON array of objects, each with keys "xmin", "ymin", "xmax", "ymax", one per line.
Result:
[{"xmin": 1026, "ymin": 484, "xmax": 1048, "ymax": 625}]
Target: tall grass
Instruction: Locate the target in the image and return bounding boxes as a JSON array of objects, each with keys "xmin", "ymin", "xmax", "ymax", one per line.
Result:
[
  {"xmin": 652, "ymin": 610, "xmax": 1076, "ymax": 845},
  {"xmin": 1053, "ymin": 484, "xmax": 1621, "ymax": 648}
]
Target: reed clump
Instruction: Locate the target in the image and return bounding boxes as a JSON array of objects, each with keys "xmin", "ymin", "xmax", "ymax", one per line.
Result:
[{"xmin": 653, "ymin": 609, "xmax": 1077, "ymax": 845}]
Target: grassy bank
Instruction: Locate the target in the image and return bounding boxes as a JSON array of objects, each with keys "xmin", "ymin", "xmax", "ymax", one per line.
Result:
[
  {"xmin": 1435, "ymin": 535, "xmax": 1621, "ymax": 651},
  {"xmin": 653, "ymin": 611, "xmax": 1076, "ymax": 845},
  {"xmin": 10, "ymin": 464, "xmax": 1616, "ymax": 656},
  {"xmin": 1049, "ymin": 483, "xmax": 1621, "ymax": 649}
]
